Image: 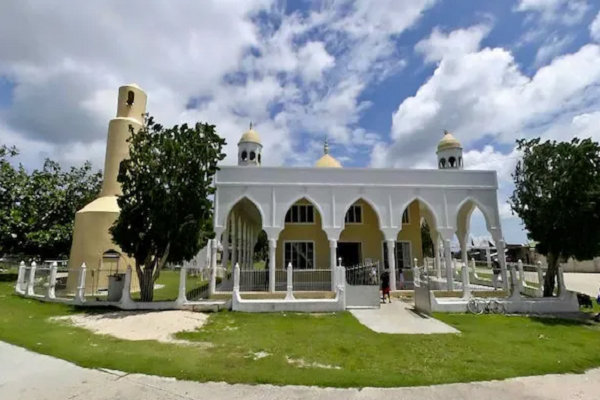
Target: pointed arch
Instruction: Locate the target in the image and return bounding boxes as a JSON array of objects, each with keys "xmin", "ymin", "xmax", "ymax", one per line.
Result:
[
  {"xmin": 279, "ymin": 194, "xmax": 325, "ymax": 227},
  {"xmin": 455, "ymin": 196, "xmax": 495, "ymax": 232},
  {"xmin": 341, "ymin": 196, "xmax": 383, "ymax": 229},
  {"xmin": 220, "ymin": 194, "xmax": 266, "ymax": 228},
  {"xmin": 398, "ymin": 196, "xmax": 440, "ymax": 231}
]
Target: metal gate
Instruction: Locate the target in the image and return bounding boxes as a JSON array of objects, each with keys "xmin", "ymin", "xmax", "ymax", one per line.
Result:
[{"xmin": 345, "ymin": 261, "xmax": 381, "ymax": 308}]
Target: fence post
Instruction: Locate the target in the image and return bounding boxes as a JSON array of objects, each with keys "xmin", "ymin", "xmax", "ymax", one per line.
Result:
[
  {"xmin": 208, "ymin": 239, "xmax": 218, "ymax": 297},
  {"xmin": 74, "ymin": 263, "xmax": 87, "ymax": 303},
  {"xmin": 26, "ymin": 262, "xmax": 37, "ymax": 296},
  {"xmin": 517, "ymin": 259, "xmax": 525, "ymax": 292},
  {"xmin": 176, "ymin": 265, "xmax": 187, "ymax": 304},
  {"xmin": 119, "ymin": 265, "xmax": 134, "ymax": 308},
  {"xmin": 413, "ymin": 258, "xmax": 419, "ymax": 287},
  {"xmin": 508, "ymin": 263, "xmax": 521, "ymax": 300},
  {"xmin": 536, "ymin": 261, "xmax": 544, "ymax": 297},
  {"xmin": 462, "ymin": 260, "xmax": 471, "ymax": 299},
  {"xmin": 46, "ymin": 262, "xmax": 58, "ymax": 299},
  {"xmin": 557, "ymin": 265, "xmax": 567, "ymax": 297},
  {"xmin": 15, "ymin": 261, "xmax": 26, "ymax": 294},
  {"xmin": 285, "ymin": 262, "xmax": 295, "ymax": 300},
  {"xmin": 233, "ymin": 262, "xmax": 240, "ymax": 293}
]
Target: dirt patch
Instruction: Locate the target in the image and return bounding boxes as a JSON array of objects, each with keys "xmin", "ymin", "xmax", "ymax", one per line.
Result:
[
  {"xmin": 286, "ymin": 356, "xmax": 341, "ymax": 370},
  {"xmin": 51, "ymin": 310, "xmax": 211, "ymax": 345}
]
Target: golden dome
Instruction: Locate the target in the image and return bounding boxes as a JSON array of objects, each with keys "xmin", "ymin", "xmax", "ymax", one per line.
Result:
[
  {"xmin": 437, "ymin": 130, "xmax": 462, "ymax": 152},
  {"xmin": 239, "ymin": 122, "xmax": 261, "ymax": 144},
  {"xmin": 315, "ymin": 139, "xmax": 342, "ymax": 168}
]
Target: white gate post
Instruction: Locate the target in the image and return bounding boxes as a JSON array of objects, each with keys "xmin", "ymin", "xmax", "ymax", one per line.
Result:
[
  {"xmin": 462, "ymin": 260, "xmax": 471, "ymax": 299},
  {"xmin": 268, "ymin": 239, "xmax": 276, "ymax": 292},
  {"xmin": 26, "ymin": 262, "xmax": 37, "ymax": 296},
  {"xmin": 233, "ymin": 262, "xmax": 241, "ymax": 293},
  {"xmin": 46, "ymin": 262, "xmax": 58, "ymax": 299},
  {"xmin": 285, "ymin": 262, "xmax": 295, "ymax": 300},
  {"xmin": 74, "ymin": 263, "xmax": 87, "ymax": 303},
  {"xmin": 536, "ymin": 261, "xmax": 544, "ymax": 297},
  {"xmin": 329, "ymin": 239, "xmax": 337, "ymax": 291},
  {"xmin": 517, "ymin": 259, "xmax": 525, "ymax": 292},
  {"xmin": 15, "ymin": 261, "xmax": 26, "ymax": 294},
  {"xmin": 176, "ymin": 265, "xmax": 188, "ymax": 305}
]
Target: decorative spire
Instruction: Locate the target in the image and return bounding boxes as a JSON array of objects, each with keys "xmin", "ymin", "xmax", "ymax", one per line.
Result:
[
  {"xmin": 249, "ymin": 121, "xmax": 253, "ymax": 130},
  {"xmin": 443, "ymin": 129, "xmax": 449, "ymax": 136},
  {"xmin": 324, "ymin": 138, "xmax": 329, "ymax": 155}
]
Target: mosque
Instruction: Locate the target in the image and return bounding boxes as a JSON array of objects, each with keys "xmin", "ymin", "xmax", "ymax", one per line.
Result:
[{"xmin": 66, "ymin": 83, "xmax": 508, "ymax": 293}]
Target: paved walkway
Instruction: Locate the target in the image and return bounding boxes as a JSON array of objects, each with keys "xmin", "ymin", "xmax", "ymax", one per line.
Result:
[
  {"xmin": 564, "ymin": 273, "xmax": 600, "ymax": 297},
  {"xmin": 350, "ymin": 301, "xmax": 459, "ymax": 334},
  {"xmin": 2, "ymin": 341, "xmax": 600, "ymax": 400}
]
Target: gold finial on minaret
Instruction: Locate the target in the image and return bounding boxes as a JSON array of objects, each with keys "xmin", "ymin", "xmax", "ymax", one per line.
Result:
[
  {"xmin": 249, "ymin": 121, "xmax": 253, "ymax": 130},
  {"xmin": 443, "ymin": 129, "xmax": 449, "ymax": 136},
  {"xmin": 324, "ymin": 138, "xmax": 329, "ymax": 155}
]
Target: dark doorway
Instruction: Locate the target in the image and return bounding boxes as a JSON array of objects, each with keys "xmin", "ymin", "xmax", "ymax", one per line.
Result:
[{"xmin": 338, "ymin": 242, "xmax": 361, "ymax": 267}]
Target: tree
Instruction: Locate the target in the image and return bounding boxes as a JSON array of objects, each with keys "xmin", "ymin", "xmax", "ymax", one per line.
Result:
[
  {"xmin": 0, "ymin": 145, "xmax": 101, "ymax": 259},
  {"xmin": 110, "ymin": 115, "xmax": 226, "ymax": 301},
  {"xmin": 509, "ymin": 138, "xmax": 600, "ymax": 296},
  {"xmin": 254, "ymin": 230, "xmax": 268, "ymax": 263},
  {"xmin": 421, "ymin": 220, "xmax": 434, "ymax": 258}
]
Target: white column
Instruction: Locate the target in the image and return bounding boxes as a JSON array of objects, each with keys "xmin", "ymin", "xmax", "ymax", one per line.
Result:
[
  {"xmin": 329, "ymin": 239, "xmax": 337, "ymax": 291},
  {"xmin": 517, "ymin": 259, "xmax": 525, "ymax": 289},
  {"xmin": 462, "ymin": 260, "xmax": 471, "ymax": 299},
  {"xmin": 176, "ymin": 265, "xmax": 187, "ymax": 304},
  {"xmin": 444, "ymin": 239, "xmax": 454, "ymax": 291},
  {"xmin": 15, "ymin": 261, "xmax": 26, "ymax": 294},
  {"xmin": 222, "ymin": 220, "xmax": 229, "ymax": 271},
  {"xmin": 248, "ymin": 225, "xmax": 254, "ymax": 269},
  {"xmin": 536, "ymin": 261, "xmax": 544, "ymax": 297},
  {"xmin": 460, "ymin": 237, "xmax": 468, "ymax": 281},
  {"xmin": 241, "ymin": 221, "xmax": 247, "ymax": 270},
  {"xmin": 209, "ymin": 239, "xmax": 218, "ymax": 296},
  {"xmin": 434, "ymin": 237, "xmax": 442, "ymax": 279},
  {"xmin": 285, "ymin": 262, "xmax": 295, "ymax": 300},
  {"xmin": 386, "ymin": 239, "xmax": 397, "ymax": 291},
  {"xmin": 231, "ymin": 213, "xmax": 237, "ymax": 269},
  {"xmin": 496, "ymin": 238, "xmax": 509, "ymax": 290},
  {"xmin": 268, "ymin": 238, "xmax": 277, "ymax": 292},
  {"xmin": 237, "ymin": 217, "xmax": 243, "ymax": 270},
  {"xmin": 26, "ymin": 262, "xmax": 37, "ymax": 296},
  {"xmin": 46, "ymin": 262, "xmax": 58, "ymax": 299},
  {"xmin": 75, "ymin": 263, "xmax": 87, "ymax": 303}
]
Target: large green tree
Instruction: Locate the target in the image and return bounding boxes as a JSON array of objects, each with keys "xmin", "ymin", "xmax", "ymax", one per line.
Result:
[
  {"xmin": 0, "ymin": 145, "xmax": 101, "ymax": 259},
  {"xmin": 110, "ymin": 115, "xmax": 226, "ymax": 301},
  {"xmin": 509, "ymin": 138, "xmax": 600, "ymax": 296}
]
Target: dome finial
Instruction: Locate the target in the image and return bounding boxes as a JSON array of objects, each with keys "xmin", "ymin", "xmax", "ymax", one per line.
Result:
[
  {"xmin": 324, "ymin": 138, "xmax": 329, "ymax": 155},
  {"xmin": 249, "ymin": 121, "xmax": 253, "ymax": 130},
  {"xmin": 443, "ymin": 129, "xmax": 449, "ymax": 136}
]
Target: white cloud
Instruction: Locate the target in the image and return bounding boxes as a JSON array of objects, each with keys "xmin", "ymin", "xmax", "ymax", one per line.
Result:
[
  {"xmin": 533, "ymin": 34, "xmax": 574, "ymax": 66},
  {"xmin": 515, "ymin": 0, "xmax": 590, "ymax": 25},
  {"xmin": 591, "ymin": 10, "xmax": 600, "ymax": 42},
  {"xmin": 0, "ymin": 0, "xmax": 437, "ymax": 170},
  {"xmin": 415, "ymin": 24, "xmax": 491, "ymax": 64}
]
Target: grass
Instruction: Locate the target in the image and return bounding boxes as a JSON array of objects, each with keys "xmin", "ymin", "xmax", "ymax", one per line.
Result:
[{"xmin": 1, "ymin": 279, "xmax": 600, "ymax": 388}]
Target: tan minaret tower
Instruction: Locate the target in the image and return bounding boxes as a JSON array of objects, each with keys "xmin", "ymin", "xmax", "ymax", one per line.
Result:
[{"xmin": 66, "ymin": 84, "xmax": 147, "ymax": 293}]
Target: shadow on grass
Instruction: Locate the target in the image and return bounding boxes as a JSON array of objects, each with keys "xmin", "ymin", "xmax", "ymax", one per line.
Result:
[
  {"xmin": 528, "ymin": 312, "xmax": 599, "ymax": 327},
  {"xmin": 0, "ymin": 273, "xmax": 17, "ymax": 282}
]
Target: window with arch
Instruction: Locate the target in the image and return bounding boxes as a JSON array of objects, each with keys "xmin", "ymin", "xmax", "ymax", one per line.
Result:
[
  {"xmin": 458, "ymin": 156, "xmax": 463, "ymax": 167},
  {"xmin": 258, "ymin": 153, "xmax": 262, "ymax": 164},
  {"xmin": 402, "ymin": 209, "xmax": 410, "ymax": 224},
  {"xmin": 449, "ymin": 156, "xmax": 456, "ymax": 167},
  {"xmin": 249, "ymin": 151, "xmax": 256, "ymax": 161},
  {"xmin": 285, "ymin": 204, "xmax": 315, "ymax": 223},
  {"xmin": 439, "ymin": 158, "xmax": 446, "ymax": 168},
  {"xmin": 345, "ymin": 204, "xmax": 362, "ymax": 224},
  {"xmin": 241, "ymin": 150, "xmax": 248, "ymax": 161},
  {"xmin": 126, "ymin": 91, "xmax": 135, "ymax": 106}
]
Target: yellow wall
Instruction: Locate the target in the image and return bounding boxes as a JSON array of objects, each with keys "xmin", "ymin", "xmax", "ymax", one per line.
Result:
[
  {"xmin": 276, "ymin": 199, "xmax": 423, "ymax": 269},
  {"xmin": 276, "ymin": 199, "xmax": 329, "ymax": 269}
]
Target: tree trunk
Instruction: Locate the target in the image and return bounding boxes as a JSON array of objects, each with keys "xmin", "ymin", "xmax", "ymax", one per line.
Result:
[
  {"xmin": 138, "ymin": 267, "xmax": 155, "ymax": 302},
  {"xmin": 543, "ymin": 252, "xmax": 558, "ymax": 297}
]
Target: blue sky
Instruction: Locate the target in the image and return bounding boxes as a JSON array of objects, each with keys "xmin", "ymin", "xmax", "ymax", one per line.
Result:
[{"xmin": 1, "ymin": 0, "xmax": 600, "ymax": 246}]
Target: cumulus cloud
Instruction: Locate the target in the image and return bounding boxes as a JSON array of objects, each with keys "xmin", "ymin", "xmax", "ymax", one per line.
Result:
[
  {"xmin": 515, "ymin": 0, "xmax": 590, "ymax": 25},
  {"xmin": 591, "ymin": 10, "xmax": 600, "ymax": 42},
  {"xmin": 0, "ymin": 0, "xmax": 437, "ymax": 169},
  {"xmin": 415, "ymin": 24, "xmax": 492, "ymax": 64}
]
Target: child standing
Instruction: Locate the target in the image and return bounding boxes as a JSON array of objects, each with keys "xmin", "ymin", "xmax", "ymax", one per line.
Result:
[{"xmin": 381, "ymin": 270, "xmax": 391, "ymax": 303}]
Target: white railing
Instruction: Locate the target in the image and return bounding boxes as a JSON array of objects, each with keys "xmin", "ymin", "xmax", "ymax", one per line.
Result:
[{"xmin": 292, "ymin": 269, "xmax": 332, "ymax": 291}]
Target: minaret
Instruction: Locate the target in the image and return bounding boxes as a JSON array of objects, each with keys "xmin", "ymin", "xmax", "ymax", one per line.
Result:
[
  {"xmin": 66, "ymin": 84, "xmax": 147, "ymax": 293},
  {"xmin": 437, "ymin": 130, "xmax": 463, "ymax": 169},
  {"xmin": 238, "ymin": 122, "xmax": 263, "ymax": 166}
]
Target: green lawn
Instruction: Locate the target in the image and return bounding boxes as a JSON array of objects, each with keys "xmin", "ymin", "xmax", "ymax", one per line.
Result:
[{"xmin": 1, "ymin": 279, "xmax": 600, "ymax": 388}]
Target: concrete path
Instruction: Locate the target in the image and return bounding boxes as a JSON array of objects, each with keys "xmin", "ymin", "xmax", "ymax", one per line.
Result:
[
  {"xmin": 2, "ymin": 341, "xmax": 600, "ymax": 400},
  {"xmin": 349, "ymin": 301, "xmax": 460, "ymax": 334},
  {"xmin": 564, "ymin": 273, "xmax": 600, "ymax": 297}
]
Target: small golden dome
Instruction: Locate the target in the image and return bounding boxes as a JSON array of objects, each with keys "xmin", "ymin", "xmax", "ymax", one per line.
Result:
[
  {"xmin": 239, "ymin": 122, "xmax": 261, "ymax": 145},
  {"xmin": 437, "ymin": 130, "xmax": 462, "ymax": 152},
  {"xmin": 315, "ymin": 139, "xmax": 342, "ymax": 168}
]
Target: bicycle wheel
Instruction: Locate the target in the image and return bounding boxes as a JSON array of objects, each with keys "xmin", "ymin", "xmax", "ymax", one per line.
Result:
[
  {"xmin": 467, "ymin": 298, "xmax": 484, "ymax": 314},
  {"xmin": 490, "ymin": 300, "xmax": 505, "ymax": 315}
]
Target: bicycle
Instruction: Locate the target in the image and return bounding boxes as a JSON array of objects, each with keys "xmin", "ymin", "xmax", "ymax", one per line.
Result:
[{"xmin": 467, "ymin": 297, "xmax": 505, "ymax": 315}]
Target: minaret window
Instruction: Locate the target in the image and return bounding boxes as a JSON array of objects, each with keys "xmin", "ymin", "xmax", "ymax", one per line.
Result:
[
  {"xmin": 449, "ymin": 156, "xmax": 456, "ymax": 168},
  {"xmin": 126, "ymin": 91, "xmax": 135, "ymax": 106},
  {"xmin": 258, "ymin": 154, "xmax": 261, "ymax": 164},
  {"xmin": 439, "ymin": 158, "xmax": 446, "ymax": 168},
  {"xmin": 250, "ymin": 151, "xmax": 256, "ymax": 161},
  {"xmin": 241, "ymin": 151, "xmax": 248, "ymax": 161},
  {"xmin": 459, "ymin": 156, "xmax": 463, "ymax": 167}
]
